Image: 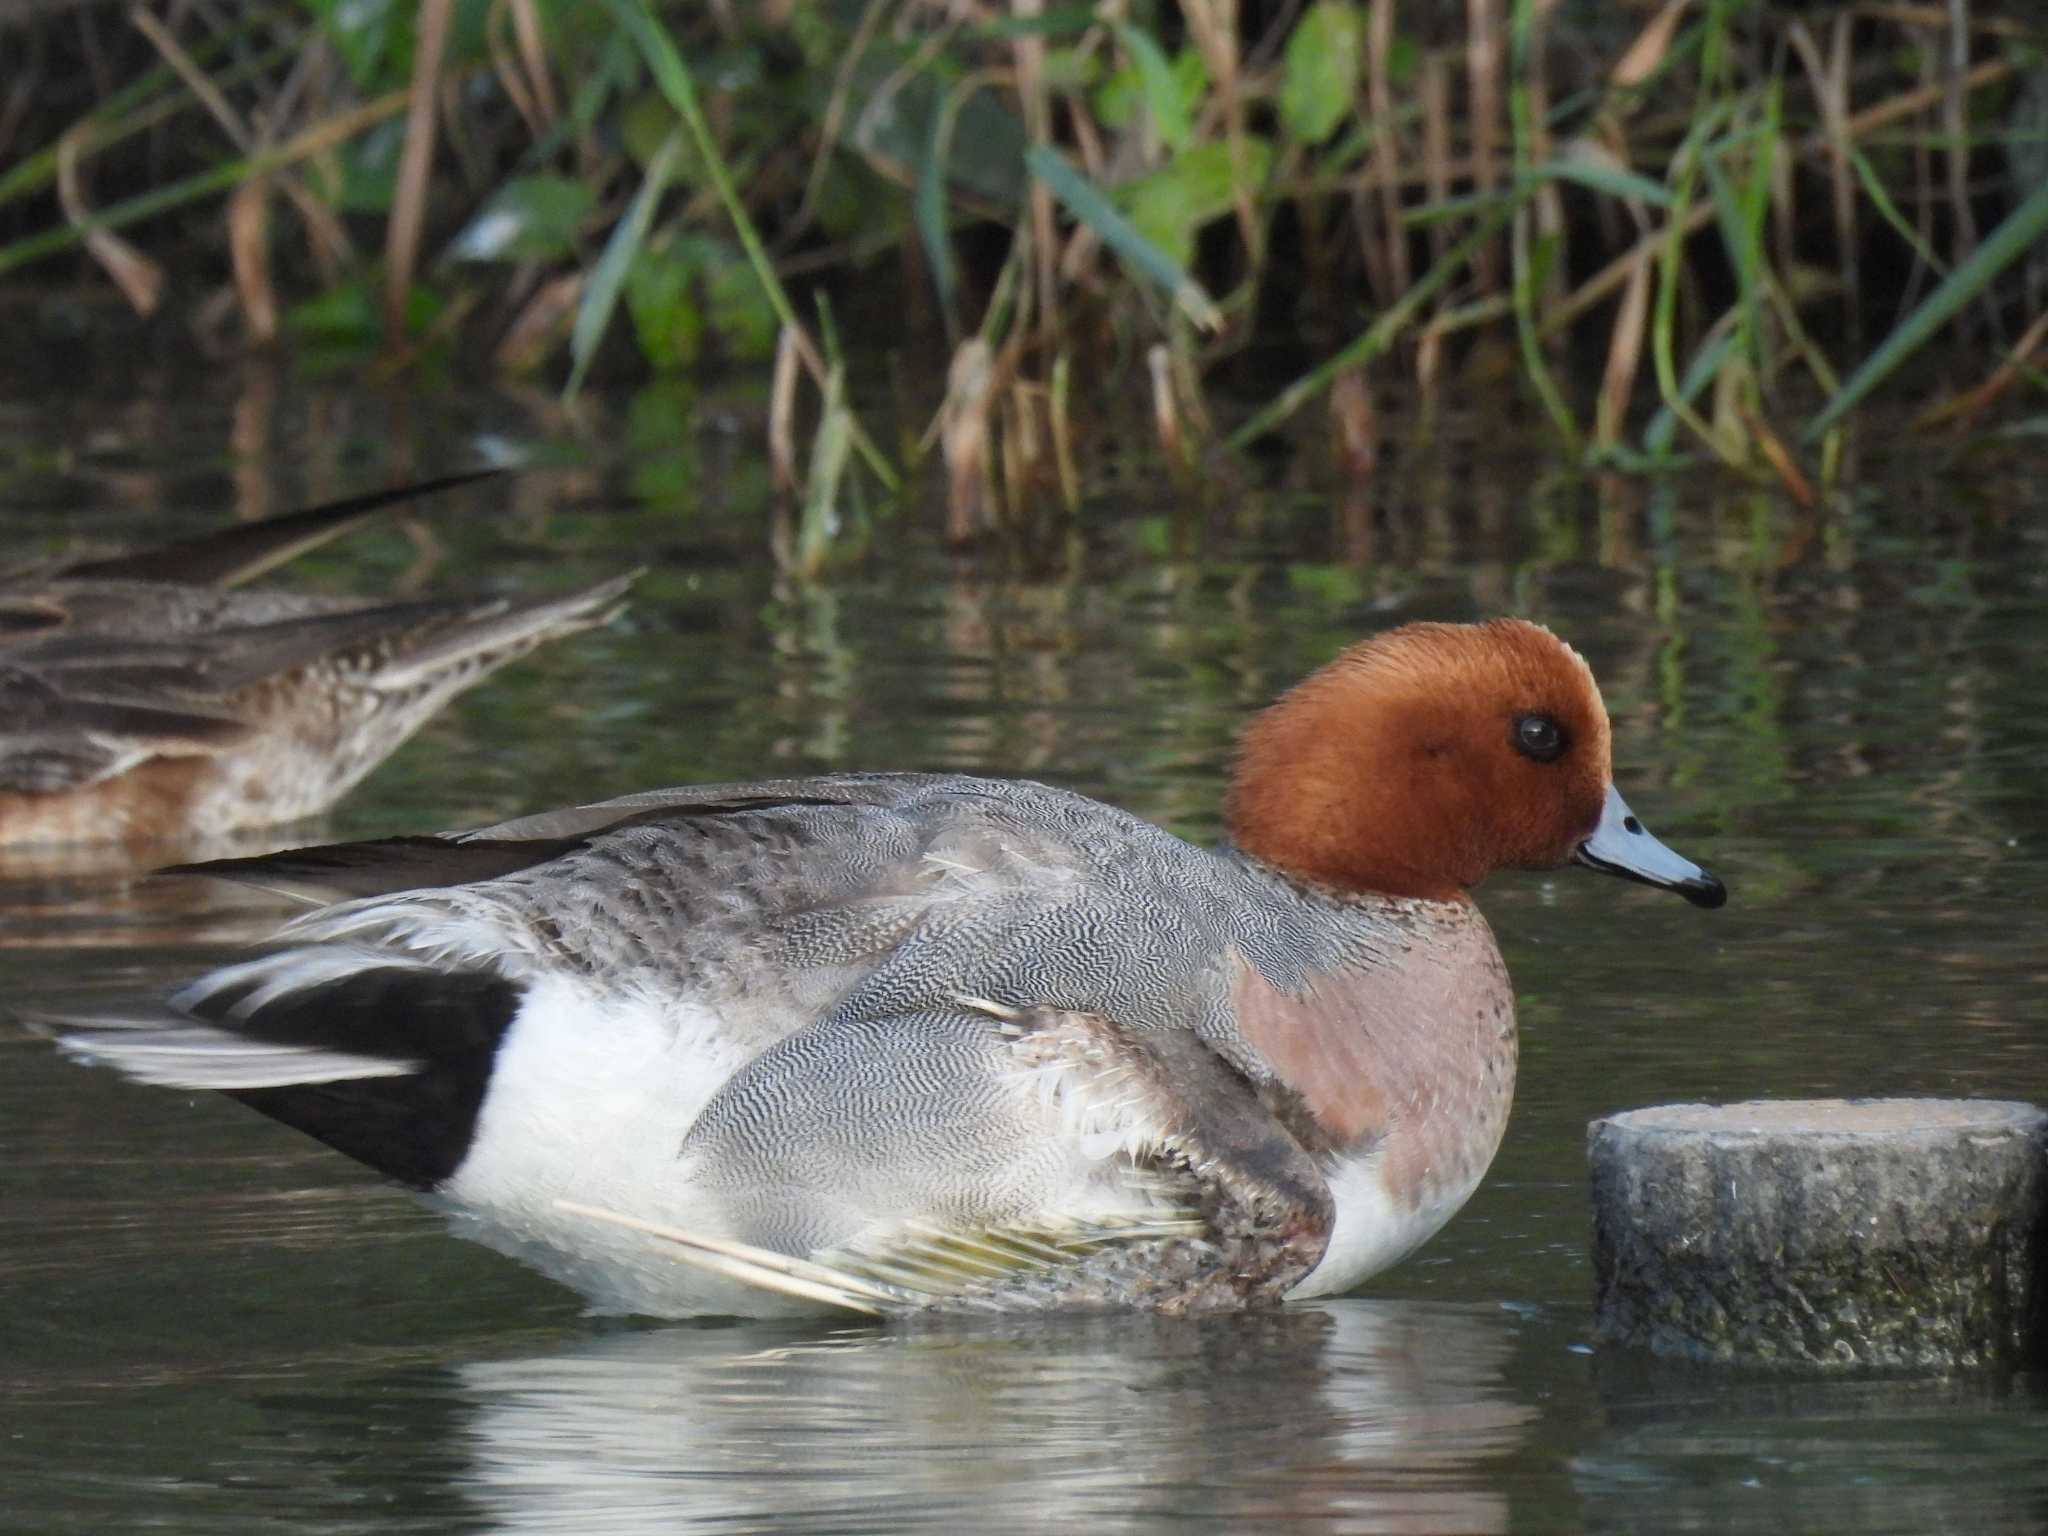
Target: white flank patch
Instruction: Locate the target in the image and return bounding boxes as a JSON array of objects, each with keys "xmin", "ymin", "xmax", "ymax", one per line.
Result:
[
  {"xmin": 439, "ymin": 974, "xmax": 779, "ymax": 1317},
  {"xmin": 1286, "ymin": 1152, "xmax": 1475, "ymax": 1300}
]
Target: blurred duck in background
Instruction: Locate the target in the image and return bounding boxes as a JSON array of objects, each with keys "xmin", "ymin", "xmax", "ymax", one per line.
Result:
[{"xmin": 0, "ymin": 470, "xmax": 634, "ymax": 851}]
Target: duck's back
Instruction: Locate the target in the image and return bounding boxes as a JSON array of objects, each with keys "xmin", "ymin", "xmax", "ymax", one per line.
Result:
[{"xmin": 414, "ymin": 772, "xmax": 1396, "ymax": 1044}]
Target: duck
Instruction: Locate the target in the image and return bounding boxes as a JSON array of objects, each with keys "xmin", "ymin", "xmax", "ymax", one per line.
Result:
[
  {"xmin": 51, "ymin": 618, "xmax": 1724, "ymax": 1317},
  {"xmin": 0, "ymin": 471, "xmax": 635, "ymax": 849}
]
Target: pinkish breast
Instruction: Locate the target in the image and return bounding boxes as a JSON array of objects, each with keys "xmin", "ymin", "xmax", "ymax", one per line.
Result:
[{"xmin": 1230, "ymin": 900, "xmax": 1518, "ymax": 1220}]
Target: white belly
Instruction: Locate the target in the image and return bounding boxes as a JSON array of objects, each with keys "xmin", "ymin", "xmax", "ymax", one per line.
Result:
[{"xmin": 1286, "ymin": 1151, "xmax": 1478, "ymax": 1300}]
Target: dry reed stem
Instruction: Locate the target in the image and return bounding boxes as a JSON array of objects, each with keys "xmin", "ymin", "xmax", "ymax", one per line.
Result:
[
  {"xmin": 128, "ymin": 7, "xmax": 244, "ymax": 144},
  {"xmin": 1832, "ymin": 55, "xmax": 2010, "ymax": 148},
  {"xmin": 1786, "ymin": 20, "xmax": 1858, "ymax": 323},
  {"xmin": 1367, "ymin": 0, "xmax": 1408, "ymax": 297},
  {"xmin": 226, "ymin": 177, "xmax": 276, "ymax": 342},
  {"xmin": 55, "ymin": 122, "xmax": 164, "ymax": 313},
  {"xmin": 131, "ymin": 4, "xmax": 264, "ymax": 329},
  {"xmin": 1010, "ymin": 0, "xmax": 1059, "ymax": 336},
  {"xmin": 1941, "ymin": 2, "xmax": 1978, "ymax": 286},
  {"xmin": 509, "ymin": 0, "xmax": 558, "ymax": 126},
  {"xmin": 1329, "ymin": 366, "xmax": 1377, "ymax": 483},
  {"xmin": 789, "ymin": 0, "xmax": 893, "ymax": 248},
  {"xmin": 1595, "ymin": 249, "xmax": 1652, "ymax": 448},
  {"xmin": 1147, "ymin": 343, "xmax": 1183, "ymax": 468},
  {"xmin": 386, "ymin": 0, "xmax": 454, "ymax": 347},
  {"xmin": 942, "ymin": 336, "xmax": 995, "ymax": 540},
  {"xmin": 1168, "ymin": 325, "xmax": 1214, "ymax": 441},
  {"xmin": 486, "ymin": 0, "xmax": 544, "ymax": 137},
  {"xmin": 1826, "ymin": 14, "xmax": 1856, "ymax": 314},
  {"xmin": 1414, "ymin": 326, "xmax": 1442, "ymax": 418},
  {"xmin": 1912, "ymin": 308, "xmax": 2048, "ymax": 433},
  {"xmin": 1855, "ymin": 2, "xmax": 2036, "ymax": 33},
  {"xmin": 769, "ymin": 323, "xmax": 803, "ymax": 501},
  {"xmin": 1185, "ymin": 0, "xmax": 1261, "ymax": 265},
  {"xmin": 492, "ymin": 272, "xmax": 580, "ymax": 372},
  {"xmin": 1049, "ymin": 351, "xmax": 1080, "ymax": 515},
  {"xmin": 1736, "ymin": 401, "xmax": 1816, "ymax": 508},
  {"xmin": 1903, "ymin": 44, "xmax": 1940, "ymax": 320},
  {"xmin": 1525, "ymin": 0, "xmax": 1565, "ymax": 312},
  {"xmin": 1421, "ymin": 52, "xmax": 1451, "ymax": 272},
  {"xmin": 1610, "ymin": 0, "xmax": 1691, "ymax": 90},
  {"xmin": 1548, "ymin": 199, "xmax": 1713, "ymax": 337},
  {"xmin": 1465, "ymin": 0, "xmax": 1502, "ymax": 289},
  {"xmin": 130, "ymin": 5, "xmax": 351, "ymax": 310}
]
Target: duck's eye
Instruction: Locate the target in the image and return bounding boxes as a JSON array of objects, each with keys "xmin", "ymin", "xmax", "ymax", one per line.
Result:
[{"xmin": 1513, "ymin": 713, "xmax": 1566, "ymax": 763}]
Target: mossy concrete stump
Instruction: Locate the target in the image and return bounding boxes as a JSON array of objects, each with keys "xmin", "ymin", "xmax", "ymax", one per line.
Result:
[{"xmin": 1588, "ymin": 1099, "xmax": 2048, "ymax": 1370}]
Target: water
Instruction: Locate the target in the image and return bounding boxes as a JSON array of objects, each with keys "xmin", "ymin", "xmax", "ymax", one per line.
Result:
[{"xmin": 2, "ymin": 361, "xmax": 2045, "ymax": 1533}]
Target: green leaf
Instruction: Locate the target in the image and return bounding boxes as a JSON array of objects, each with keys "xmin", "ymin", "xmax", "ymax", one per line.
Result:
[
  {"xmin": 287, "ymin": 273, "xmax": 443, "ymax": 347},
  {"xmin": 704, "ymin": 251, "xmax": 778, "ymax": 359},
  {"xmin": 1849, "ymin": 144, "xmax": 1947, "ymax": 278},
  {"xmin": 967, "ymin": 5, "xmax": 1099, "ymax": 39},
  {"xmin": 621, "ymin": 90, "xmax": 686, "ymax": 170},
  {"xmin": 569, "ymin": 128, "xmax": 683, "ymax": 395},
  {"xmin": 448, "ymin": 176, "xmax": 597, "ymax": 262},
  {"xmin": 1280, "ymin": 1, "xmax": 1363, "ymax": 144},
  {"xmin": 1115, "ymin": 24, "xmax": 1193, "ymax": 151},
  {"xmin": 309, "ymin": 0, "xmax": 397, "ymax": 88},
  {"xmin": 332, "ymin": 120, "xmax": 406, "ymax": 213},
  {"xmin": 625, "ymin": 380, "xmax": 702, "ymax": 506},
  {"xmin": 1120, "ymin": 138, "xmax": 1275, "ymax": 268},
  {"xmin": 1806, "ymin": 172, "xmax": 2048, "ymax": 438},
  {"xmin": 624, "ymin": 242, "xmax": 704, "ymax": 372},
  {"xmin": 1095, "ymin": 46, "xmax": 1205, "ymax": 139},
  {"xmin": 1025, "ymin": 143, "xmax": 1222, "ymax": 330}
]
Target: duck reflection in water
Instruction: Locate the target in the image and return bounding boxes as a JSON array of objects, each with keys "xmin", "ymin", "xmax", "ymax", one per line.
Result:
[{"xmin": 445, "ymin": 1302, "xmax": 1528, "ymax": 1533}]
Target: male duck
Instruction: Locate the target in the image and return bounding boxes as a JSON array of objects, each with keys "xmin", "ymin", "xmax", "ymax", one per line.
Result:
[
  {"xmin": 57, "ymin": 619, "xmax": 1723, "ymax": 1316},
  {"xmin": 0, "ymin": 471, "xmax": 633, "ymax": 848}
]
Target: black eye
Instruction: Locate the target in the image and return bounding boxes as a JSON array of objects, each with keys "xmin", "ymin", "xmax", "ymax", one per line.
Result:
[{"xmin": 1513, "ymin": 713, "xmax": 1566, "ymax": 763}]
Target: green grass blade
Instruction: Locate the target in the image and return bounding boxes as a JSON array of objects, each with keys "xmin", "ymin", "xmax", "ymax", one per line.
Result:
[
  {"xmin": 918, "ymin": 80, "xmax": 978, "ymax": 337},
  {"xmin": 566, "ymin": 127, "xmax": 683, "ymax": 399},
  {"xmin": 0, "ymin": 89, "xmax": 412, "ymax": 277},
  {"xmin": 1023, "ymin": 143, "xmax": 1221, "ymax": 330},
  {"xmin": 798, "ymin": 363, "xmax": 853, "ymax": 577},
  {"xmin": 1223, "ymin": 200, "xmax": 1514, "ymax": 451},
  {"xmin": 1806, "ymin": 174, "xmax": 2048, "ymax": 439},
  {"xmin": 1848, "ymin": 144, "xmax": 1948, "ymax": 279},
  {"xmin": 1522, "ymin": 157, "xmax": 1673, "ymax": 208},
  {"xmin": 1114, "ymin": 23, "xmax": 1193, "ymax": 152},
  {"xmin": 1508, "ymin": 0, "xmax": 1579, "ymax": 451},
  {"xmin": 1702, "ymin": 147, "xmax": 1760, "ymax": 371},
  {"xmin": 607, "ymin": 0, "xmax": 898, "ymax": 490},
  {"xmin": 1644, "ymin": 328, "xmax": 1737, "ymax": 454},
  {"xmin": 1402, "ymin": 188, "xmax": 1515, "ymax": 227},
  {"xmin": 0, "ymin": 6, "xmax": 297, "ymax": 212}
]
